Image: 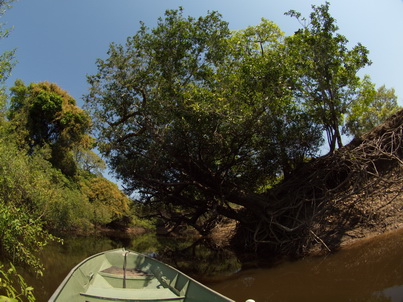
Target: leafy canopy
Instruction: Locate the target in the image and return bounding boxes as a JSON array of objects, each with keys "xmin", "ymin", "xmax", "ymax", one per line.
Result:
[
  {"xmin": 86, "ymin": 3, "xmax": 400, "ymax": 247},
  {"xmin": 86, "ymin": 8, "xmax": 323, "ymax": 232},
  {"xmin": 8, "ymin": 81, "xmax": 93, "ymax": 176},
  {"xmin": 6, "ymin": 81, "xmax": 132, "ymax": 232},
  {"xmin": 285, "ymin": 2, "xmax": 371, "ymax": 152},
  {"xmin": 345, "ymin": 76, "xmax": 401, "ymax": 137}
]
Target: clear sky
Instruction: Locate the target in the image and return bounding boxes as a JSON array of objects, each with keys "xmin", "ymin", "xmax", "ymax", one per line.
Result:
[
  {"xmin": 1, "ymin": 0, "xmax": 402, "ymax": 183},
  {"xmin": 2, "ymin": 0, "xmax": 403, "ymax": 106}
]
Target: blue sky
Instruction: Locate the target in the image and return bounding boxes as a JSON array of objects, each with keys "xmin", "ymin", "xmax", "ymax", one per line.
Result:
[
  {"xmin": 1, "ymin": 0, "xmax": 403, "ymax": 183},
  {"xmin": 2, "ymin": 0, "xmax": 403, "ymax": 106}
]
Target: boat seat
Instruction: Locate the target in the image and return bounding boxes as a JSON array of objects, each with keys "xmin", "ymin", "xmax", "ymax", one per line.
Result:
[{"xmin": 80, "ymin": 286, "xmax": 185, "ymax": 301}]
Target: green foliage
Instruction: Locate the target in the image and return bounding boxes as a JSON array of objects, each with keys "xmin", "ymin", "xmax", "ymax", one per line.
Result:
[
  {"xmin": 79, "ymin": 175, "xmax": 131, "ymax": 227},
  {"xmin": 85, "ymin": 3, "xmax": 397, "ymax": 238},
  {"xmin": 0, "ymin": 263, "xmax": 35, "ymax": 302},
  {"xmin": 74, "ymin": 147, "xmax": 106, "ymax": 176},
  {"xmin": 85, "ymin": 8, "xmax": 324, "ymax": 231},
  {"xmin": 0, "ymin": 123, "xmax": 132, "ymax": 301},
  {"xmin": 0, "ymin": 133, "xmax": 60, "ymax": 272},
  {"xmin": 2, "ymin": 79, "xmax": 132, "ymax": 233},
  {"xmin": 8, "ymin": 81, "xmax": 92, "ymax": 176},
  {"xmin": 0, "ymin": 2, "xmax": 42, "ymax": 300},
  {"xmin": 0, "ymin": 0, "xmax": 15, "ymax": 89},
  {"xmin": 345, "ymin": 76, "xmax": 401, "ymax": 137},
  {"xmin": 0, "ymin": 131, "xmax": 60, "ymax": 301},
  {"xmin": 285, "ymin": 2, "xmax": 371, "ymax": 152},
  {"xmin": 0, "ymin": 2, "xmax": 133, "ymax": 300},
  {"xmin": 0, "ymin": 204, "xmax": 51, "ymax": 273}
]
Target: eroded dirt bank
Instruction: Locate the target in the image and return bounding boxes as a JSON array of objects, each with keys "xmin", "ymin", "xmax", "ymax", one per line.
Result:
[
  {"xmin": 306, "ymin": 109, "xmax": 403, "ymax": 254},
  {"xmin": 211, "ymin": 109, "xmax": 403, "ymax": 256}
]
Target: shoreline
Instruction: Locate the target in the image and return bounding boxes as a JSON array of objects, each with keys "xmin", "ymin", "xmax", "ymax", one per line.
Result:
[{"xmin": 338, "ymin": 222, "xmax": 403, "ymax": 250}]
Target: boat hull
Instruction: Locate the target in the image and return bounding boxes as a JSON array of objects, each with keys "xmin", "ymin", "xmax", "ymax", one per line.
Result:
[{"xmin": 48, "ymin": 248, "xmax": 235, "ymax": 302}]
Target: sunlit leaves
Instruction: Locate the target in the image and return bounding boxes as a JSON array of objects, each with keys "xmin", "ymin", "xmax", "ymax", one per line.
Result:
[
  {"xmin": 0, "ymin": 263, "xmax": 35, "ymax": 302},
  {"xmin": 345, "ymin": 76, "xmax": 401, "ymax": 137},
  {"xmin": 85, "ymin": 8, "xmax": 325, "ymax": 231},
  {"xmin": 285, "ymin": 2, "xmax": 371, "ymax": 152},
  {"xmin": 0, "ymin": 136, "xmax": 56, "ymax": 301},
  {"xmin": 79, "ymin": 176, "xmax": 131, "ymax": 226},
  {"xmin": 8, "ymin": 81, "xmax": 92, "ymax": 176},
  {"xmin": 9, "ymin": 81, "xmax": 91, "ymax": 149}
]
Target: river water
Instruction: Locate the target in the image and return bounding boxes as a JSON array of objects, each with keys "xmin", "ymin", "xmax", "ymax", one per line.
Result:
[{"xmin": 26, "ymin": 228, "xmax": 403, "ymax": 302}]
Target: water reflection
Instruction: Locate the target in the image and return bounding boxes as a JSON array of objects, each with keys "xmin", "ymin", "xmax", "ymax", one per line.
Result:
[
  {"xmin": 208, "ymin": 228, "xmax": 403, "ymax": 302},
  {"xmin": 23, "ymin": 228, "xmax": 403, "ymax": 302},
  {"xmin": 27, "ymin": 236, "xmax": 121, "ymax": 301},
  {"xmin": 157, "ymin": 238, "xmax": 241, "ymax": 279}
]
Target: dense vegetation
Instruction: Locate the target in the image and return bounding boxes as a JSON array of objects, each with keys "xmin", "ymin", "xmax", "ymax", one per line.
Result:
[
  {"xmin": 86, "ymin": 2, "xmax": 400, "ymax": 250},
  {"xmin": 0, "ymin": 1, "xmax": 401, "ymax": 300},
  {"xmin": 0, "ymin": 3, "xmax": 133, "ymax": 300},
  {"xmin": 0, "ymin": 82, "xmax": 134, "ymax": 300}
]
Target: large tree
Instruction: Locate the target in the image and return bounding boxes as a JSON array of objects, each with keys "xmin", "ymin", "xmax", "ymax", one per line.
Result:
[
  {"xmin": 8, "ymin": 80, "xmax": 92, "ymax": 176},
  {"xmin": 7, "ymin": 81, "xmax": 133, "ymax": 232},
  {"xmin": 86, "ymin": 9, "xmax": 323, "ymax": 236},
  {"xmin": 285, "ymin": 2, "xmax": 371, "ymax": 153}
]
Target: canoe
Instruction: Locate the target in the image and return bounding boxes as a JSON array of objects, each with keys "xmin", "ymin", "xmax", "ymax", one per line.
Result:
[{"xmin": 48, "ymin": 248, "xmax": 236, "ymax": 302}]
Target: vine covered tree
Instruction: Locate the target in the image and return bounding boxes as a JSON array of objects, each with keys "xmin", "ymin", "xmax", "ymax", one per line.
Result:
[{"xmin": 8, "ymin": 80, "xmax": 93, "ymax": 176}]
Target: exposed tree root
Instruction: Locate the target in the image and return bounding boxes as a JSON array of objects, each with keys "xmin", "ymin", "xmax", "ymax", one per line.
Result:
[{"xmin": 235, "ymin": 109, "xmax": 403, "ymax": 256}]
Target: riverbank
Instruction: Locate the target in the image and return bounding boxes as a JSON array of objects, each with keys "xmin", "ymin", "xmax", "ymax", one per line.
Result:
[
  {"xmin": 207, "ymin": 178, "xmax": 403, "ymax": 255},
  {"xmin": 95, "ymin": 177, "xmax": 403, "ymax": 257},
  {"xmin": 208, "ymin": 226, "xmax": 403, "ymax": 302},
  {"xmin": 312, "ymin": 165, "xmax": 403, "ymax": 254},
  {"xmin": 337, "ymin": 214, "xmax": 403, "ymax": 250}
]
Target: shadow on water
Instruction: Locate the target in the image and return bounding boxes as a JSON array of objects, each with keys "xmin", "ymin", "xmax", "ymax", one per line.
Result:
[
  {"xmin": 23, "ymin": 228, "xmax": 403, "ymax": 302},
  {"xmin": 208, "ymin": 228, "xmax": 403, "ymax": 302}
]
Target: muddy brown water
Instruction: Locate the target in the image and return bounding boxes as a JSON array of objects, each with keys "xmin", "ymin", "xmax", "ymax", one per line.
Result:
[{"xmin": 25, "ymin": 228, "xmax": 403, "ymax": 302}]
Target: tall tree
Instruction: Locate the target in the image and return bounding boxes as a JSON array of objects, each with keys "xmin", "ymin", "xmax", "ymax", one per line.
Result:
[
  {"xmin": 8, "ymin": 81, "xmax": 92, "ymax": 176},
  {"xmin": 285, "ymin": 2, "xmax": 371, "ymax": 153},
  {"xmin": 7, "ymin": 81, "xmax": 132, "ymax": 233},
  {"xmin": 85, "ymin": 9, "xmax": 322, "ymax": 235}
]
